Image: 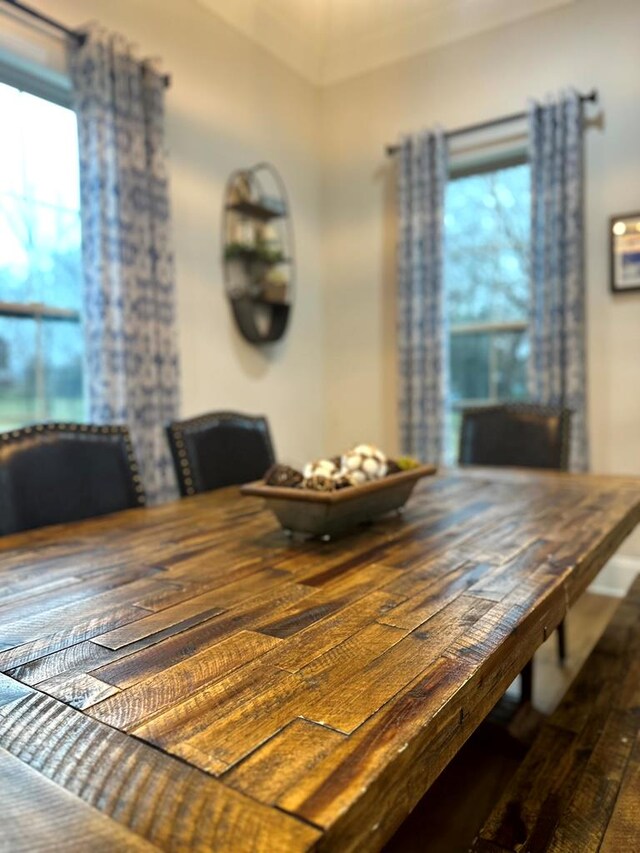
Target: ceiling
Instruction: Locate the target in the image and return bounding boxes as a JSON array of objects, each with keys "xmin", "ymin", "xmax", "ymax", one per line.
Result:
[{"xmin": 194, "ymin": 0, "xmax": 575, "ymax": 85}]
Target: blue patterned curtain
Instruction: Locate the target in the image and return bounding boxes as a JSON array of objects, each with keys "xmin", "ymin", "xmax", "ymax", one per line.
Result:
[
  {"xmin": 528, "ymin": 91, "xmax": 588, "ymax": 471},
  {"xmin": 397, "ymin": 131, "xmax": 449, "ymax": 463},
  {"xmin": 71, "ymin": 30, "xmax": 180, "ymax": 503}
]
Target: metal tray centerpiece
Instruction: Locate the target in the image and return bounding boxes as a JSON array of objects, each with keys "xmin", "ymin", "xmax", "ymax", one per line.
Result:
[{"xmin": 241, "ymin": 444, "xmax": 436, "ymax": 538}]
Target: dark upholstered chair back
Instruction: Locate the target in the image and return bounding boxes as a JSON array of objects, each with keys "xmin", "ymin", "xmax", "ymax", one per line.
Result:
[
  {"xmin": 0, "ymin": 423, "xmax": 145, "ymax": 536},
  {"xmin": 459, "ymin": 403, "xmax": 572, "ymax": 471},
  {"xmin": 166, "ymin": 411, "xmax": 275, "ymax": 496}
]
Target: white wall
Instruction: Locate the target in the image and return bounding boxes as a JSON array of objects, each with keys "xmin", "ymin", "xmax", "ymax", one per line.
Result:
[
  {"xmin": 6, "ymin": 0, "xmax": 638, "ymax": 561},
  {"xmin": 320, "ymin": 0, "xmax": 640, "ymax": 556},
  {"xmin": 29, "ymin": 0, "xmax": 325, "ymax": 469}
]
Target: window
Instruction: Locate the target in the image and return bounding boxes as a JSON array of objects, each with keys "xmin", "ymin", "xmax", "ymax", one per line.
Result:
[
  {"xmin": 444, "ymin": 158, "xmax": 531, "ymax": 457},
  {"xmin": 0, "ymin": 80, "xmax": 83, "ymax": 431}
]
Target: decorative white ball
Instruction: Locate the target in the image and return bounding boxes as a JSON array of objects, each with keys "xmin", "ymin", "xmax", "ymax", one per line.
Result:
[
  {"xmin": 341, "ymin": 444, "xmax": 388, "ymax": 483},
  {"xmin": 303, "ymin": 458, "xmax": 339, "ymax": 480}
]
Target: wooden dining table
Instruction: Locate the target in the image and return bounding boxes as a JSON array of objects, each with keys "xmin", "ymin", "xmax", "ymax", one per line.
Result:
[{"xmin": 1, "ymin": 467, "xmax": 639, "ymax": 852}]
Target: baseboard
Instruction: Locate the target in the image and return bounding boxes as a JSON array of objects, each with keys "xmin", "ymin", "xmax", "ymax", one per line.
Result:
[{"xmin": 589, "ymin": 554, "xmax": 640, "ymax": 598}]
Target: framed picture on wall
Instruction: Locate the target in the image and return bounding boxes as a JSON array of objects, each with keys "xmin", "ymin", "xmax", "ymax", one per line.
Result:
[{"xmin": 610, "ymin": 212, "xmax": 640, "ymax": 293}]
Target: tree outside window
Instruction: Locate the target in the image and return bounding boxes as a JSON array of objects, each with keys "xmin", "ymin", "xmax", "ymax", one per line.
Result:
[
  {"xmin": 0, "ymin": 80, "xmax": 83, "ymax": 430},
  {"xmin": 444, "ymin": 160, "xmax": 531, "ymax": 459}
]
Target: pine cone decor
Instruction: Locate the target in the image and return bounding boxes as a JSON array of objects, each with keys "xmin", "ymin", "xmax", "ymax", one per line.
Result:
[
  {"xmin": 304, "ymin": 473, "xmax": 336, "ymax": 492},
  {"xmin": 333, "ymin": 473, "xmax": 359, "ymax": 489},
  {"xmin": 264, "ymin": 464, "xmax": 304, "ymax": 488}
]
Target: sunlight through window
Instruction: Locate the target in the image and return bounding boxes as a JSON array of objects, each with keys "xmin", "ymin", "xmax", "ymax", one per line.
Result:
[{"xmin": 0, "ymin": 81, "xmax": 83, "ymax": 430}]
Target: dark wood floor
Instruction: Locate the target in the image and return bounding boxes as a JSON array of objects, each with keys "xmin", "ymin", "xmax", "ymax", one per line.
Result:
[{"xmin": 384, "ymin": 592, "xmax": 621, "ymax": 853}]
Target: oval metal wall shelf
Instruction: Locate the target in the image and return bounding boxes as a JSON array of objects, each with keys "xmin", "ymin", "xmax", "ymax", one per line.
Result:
[{"xmin": 222, "ymin": 163, "xmax": 294, "ymax": 345}]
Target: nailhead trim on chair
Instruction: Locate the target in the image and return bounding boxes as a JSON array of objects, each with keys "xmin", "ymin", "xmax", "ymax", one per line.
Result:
[
  {"xmin": 0, "ymin": 422, "xmax": 146, "ymax": 506},
  {"xmin": 170, "ymin": 431, "xmax": 195, "ymax": 496},
  {"xmin": 166, "ymin": 411, "xmax": 272, "ymax": 497}
]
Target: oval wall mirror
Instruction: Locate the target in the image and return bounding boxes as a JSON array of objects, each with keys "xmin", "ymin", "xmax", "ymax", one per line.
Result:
[{"xmin": 222, "ymin": 163, "xmax": 294, "ymax": 344}]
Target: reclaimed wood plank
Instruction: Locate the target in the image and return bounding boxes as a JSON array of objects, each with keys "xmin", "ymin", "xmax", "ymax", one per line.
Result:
[
  {"xmin": 0, "ymin": 577, "xmax": 163, "ymax": 647},
  {"xmin": 380, "ymin": 559, "xmax": 492, "ymax": 629},
  {"xmin": 0, "ymin": 469, "xmax": 638, "ymax": 852},
  {"xmin": 171, "ymin": 622, "xmax": 407, "ymax": 772},
  {"xmin": 37, "ymin": 672, "xmax": 121, "ymax": 710},
  {"xmin": 300, "ymin": 595, "xmax": 495, "ymax": 733},
  {"xmin": 255, "ymin": 563, "xmax": 399, "ymax": 639},
  {"xmin": 92, "ymin": 603, "xmax": 227, "ymax": 651},
  {"xmin": 170, "ymin": 668, "xmax": 308, "ymax": 774},
  {"xmin": 549, "ymin": 709, "xmax": 636, "ymax": 853},
  {"xmin": 93, "ymin": 568, "xmax": 289, "ymax": 650},
  {"xmin": 600, "ymin": 731, "xmax": 640, "ymax": 853},
  {"xmin": 224, "ymin": 718, "xmax": 346, "ymax": 804},
  {"xmin": 7, "ymin": 640, "xmax": 121, "ymax": 686},
  {"xmin": 131, "ymin": 660, "xmax": 293, "ymax": 751},
  {"xmin": 0, "ymin": 748, "xmax": 159, "ymax": 852},
  {"xmin": 0, "ymin": 672, "xmax": 33, "ymax": 708},
  {"xmin": 277, "ymin": 651, "xmax": 498, "ymax": 849},
  {"xmin": 0, "ymin": 692, "xmax": 320, "ymax": 852},
  {"xmin": 0, "ymin": 603, "xmax": 148, "ymax": 671},
  {"xmin": 465, "ymin": 538, "xmax": 558, "ymax": 601},
  {"xmin": 473, "ymin": 575, "xmax": 640, "ymax": 853},
  {"xmin": 275, "ymin": 580, "xmax": 569, "ymax": 847},
  {"xmin": 0, "ymin": 563, "xmax": 162, "ymax": 622},
  {"xmin": 91, "ymin": 581, "xmax": 313, "ymax": 688},
  {"xmin": 269, "ymin": 590, "xmax": 405, "ymax": 673},
  {"xmin": 87, "ymin": 630, "xmax": 281, "ymax": 730}
]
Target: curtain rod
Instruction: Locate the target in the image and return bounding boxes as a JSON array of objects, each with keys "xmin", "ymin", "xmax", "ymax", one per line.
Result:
[
  {"xmin": 2, "ymin": 0, "xmax": 171, "ymax": 88},
  {"xmin": 385, "ymin": 89, "xmax": 598, "ymax": 156}
]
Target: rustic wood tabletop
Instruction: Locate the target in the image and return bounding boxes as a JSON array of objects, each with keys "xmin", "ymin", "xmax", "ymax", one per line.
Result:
[{"xmin": 1, "ymin": 468, "xmax": 639, "ymax": 852}]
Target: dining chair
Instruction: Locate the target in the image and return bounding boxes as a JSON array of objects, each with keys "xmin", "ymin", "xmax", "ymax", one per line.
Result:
[
  {"xmin": 0, "ymin": 423, "xmax": 145, "ymax": 537},
  {"xmin": 459, "ymin": 402, "xmax": 572, "ymax": 703},
  {"xmin": 166, "ymin": 411, "xmax": 275, "ymax": 496},
  {"xmin": 459, "ymin": 403, "xmax": 571, "ymax": 471}
]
